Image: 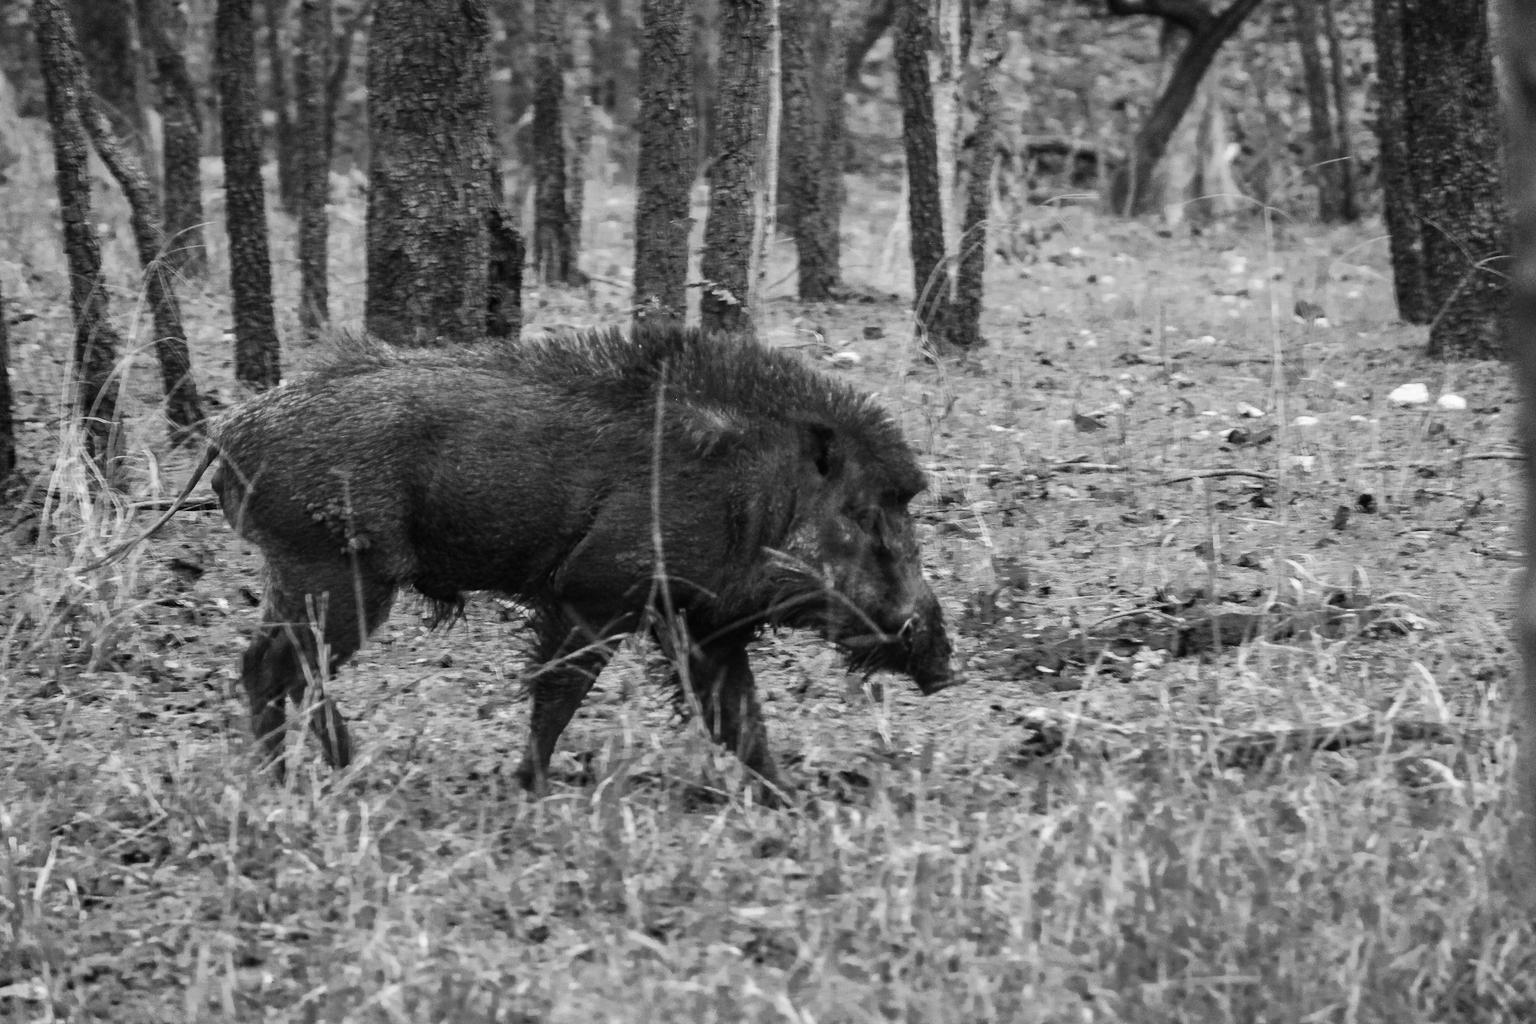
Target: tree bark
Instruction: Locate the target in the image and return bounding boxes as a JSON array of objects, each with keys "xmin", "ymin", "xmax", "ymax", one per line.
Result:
[
  {"xmin": 1292, "ymin": 0, "xmax": 1345, "ymax": 221},
  {"xmin": 1105, "ymin": 0, "xmax": 1264, "ymax": 217},
  {"xmin": 895, "ymin": 0, "xmax": 949, "ymax": 339},
  {"xmin": 569, "ymin": 1, "xmax": 595, "ymax": 269},
  {"xmin": 532, "ymin": 0, "xmax": 575, "ymax": 283},
  {"xmin": 781, "ymin": 0, "xmax": 846, "ymax": 300},
  {"xmin": 1372, "ymin": 0, "xmax": 1427, "ymax": 323},
  {"xmin": 366, "ymin": 0, "xmax": 498, "ymax": 346},
  {"xmin": 81, "ymin": 90, "xmax": 207, "ymax": 442},
  {"xmin": 217, "ymin": 0, "xmax": 283, "ymax": 388},
  {"xmin": 138, "ymin": 0, "xmax": 207, "ymax": 277},
  {"xmin": 326, "ymin": 0, "xmax": 370, "ymax": 155},
  {"xmin": 633, "ymin": 0, "xmax": 694, "ymax": 325},
  {"xmin": 1495, "ymin": 0, "xmax": 1536, "ymax": 904},
  {"xmin": 0, "ymin": 275, "xmax": 13, "ymax": 482},
  {"xmin": 700, "ymin": 0, "xmax": 771, "ymax": 338},
  {"xmin": 295, "ymin": 0, "xmax": 333, "ymax": 340},
  {"xmin": 35, "ymin": 0, "xmax": 126, "ymax": 477},
  {"xmin": 950, "ymin": 2, "xmax": 1003, "ymax": 351},
  {"xmin": 264, "ymin": 0, "xmax": 299, "ymax": 211},
  {"xmin": 1400, "ymin": 0, "xmax": 1507, "ymax": 359},
  {"xmin": 1320, "ymin": 0, "xmax": 1357, "ymax": 221},
  {"xmin": 67, "ymin": 0, "xmax": 148, "ymax": 155}
]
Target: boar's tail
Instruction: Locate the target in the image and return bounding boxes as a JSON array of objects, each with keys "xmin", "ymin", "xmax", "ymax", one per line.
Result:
[{"xmin": 81, "ymin": 441, "xmax": 223, "ymax": 572}]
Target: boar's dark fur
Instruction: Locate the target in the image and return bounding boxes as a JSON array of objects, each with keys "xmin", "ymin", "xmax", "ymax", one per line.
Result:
[{"xmin": 211, "ymin": 324, "xmax": 955, "ymax": 801}]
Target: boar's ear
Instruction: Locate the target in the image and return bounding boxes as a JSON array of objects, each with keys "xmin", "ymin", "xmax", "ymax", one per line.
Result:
[{"xmin": 799, "ymin": 421, "xmax": 842, "ymax": 478}]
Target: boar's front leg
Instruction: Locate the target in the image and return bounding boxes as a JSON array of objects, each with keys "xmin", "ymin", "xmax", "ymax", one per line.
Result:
[
  {"xmin": 671, "ymin": 628, "xmax": 792, "ymax": 804},
  {"xmin": 515, "ymin": 608, "xmax": 624, "ymax": 794}
]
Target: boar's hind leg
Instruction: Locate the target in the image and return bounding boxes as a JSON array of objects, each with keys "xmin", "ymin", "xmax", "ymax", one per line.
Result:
[
  {"xmin": 243, "ymin": 562, "xmax": 396, "ymax": 774},
  {"xmin": 673, "ymin": 631, "xmax": 790, "ymax": 804},
  {"xmin": 515, "ymin": 610, "xmax": 623, "ymax": 794}
]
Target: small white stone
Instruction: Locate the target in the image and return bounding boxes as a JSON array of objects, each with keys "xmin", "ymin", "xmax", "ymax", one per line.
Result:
[
  {"xmin": 1436, "ymin": 393, "xmax": 1467, "ymax": 411},
  {"xmin": 828, "ymin": 350, "xmax": 862, "ymax": 367},
  {"xmin": 1237, "ymin": 402, "xmax": 1265, "ymax": 418},
  {"xmin": 1388, "ymin": 382, "xmax": 1430, "ymax": 406},
  {"xmin": 1293, "ymin": 415, "xmax": 1320, "ymax": 428}
]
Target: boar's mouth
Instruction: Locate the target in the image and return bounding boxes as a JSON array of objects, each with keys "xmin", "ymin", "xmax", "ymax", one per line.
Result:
[{"xmin": 837, "ymin": 619, "xmax": 955, "ymax": 696}]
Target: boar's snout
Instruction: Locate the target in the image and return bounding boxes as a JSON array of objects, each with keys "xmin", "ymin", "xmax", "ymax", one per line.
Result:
[{"xmin": 899, "ymin": 604, "xmax": 956, "ymax": 695}]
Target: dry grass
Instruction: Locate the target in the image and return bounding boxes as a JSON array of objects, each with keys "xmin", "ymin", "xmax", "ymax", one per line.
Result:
[{"xmin": 3, "ymin": 138, "xmax": 1534, "ymax": 1021}]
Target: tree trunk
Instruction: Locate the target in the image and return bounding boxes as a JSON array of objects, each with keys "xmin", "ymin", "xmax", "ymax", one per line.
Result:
[
  {"xmin": 781, "ymin": 0, "xmax": 846, "ymax": 300},
  {"xmin": 0, "ymin": 274, "xmax": 13, "ymax": 483},
  {"xmin": 532, "ymin": 0, "xmax": 575, "ymax": 283},
  {"xmin": 1494, "ymin": 0, "xmax": 1536, "ymax": 903},
  {"xmin": 1321, "ymin": 0, "xmax": 1358, "ymax": 221},
  {"xmin": 632, "ymin": 0, "xmax": 694, "ymax": 325},
  {"xmin": 933, "ymin": 0, "xmax": 962, "ymax": 291},
  {"xmin": 67, "ymin": 0, "xmax": 148, "ymax": 155},
  {"xmin": 366, "ymin": 0, "xmax": 497, "ymax": 346},
  {"xmin": 1400, "ymin": 0, "xmax": 1507, "ymax": 359},
  {"xmin": 82, "ymin": 91, "xmax": 207, "ymax": 442},
  {"xmin": 35, "ymin": 0, "xmax": 126, "ymax": 477},
  {"xmin": 1372, "ymin": 0, "xmax": 1427, "ymax": 323},
  {"xmin": 1292, "ymin": 0, "xmax": 1345, "ymax": 221},
  {"xmin": 895, "ymin": 0, "xmax": 949, "ymax": 339},
  {"xmin": 1105, "ymin": 0, "xmax": 1264, "ymax": 217},
  {"xmin": 569, "ymin": 1, "xmax": 595, "ymax": 269},
  {"xmin": 217, "ymin": 0, "xmax": 283, "ymax": 388},
  {"xmin": 699, "ymin": 0, "xmax": 770, "ymax": 338},
  {"xmin": 264, "ymin": 0, "xmax": 298, "ymax": 212},
  {"xmin": 950, "ymin": 2, "xmax": 1002, "ymax": 351},
  {"xmin": 326, "ymin": 0, "xmax": 370, "ymax": 155},
  {"xmin": 138, "ymin": 0, "xmax": 207, "ymax": 277},
  {"xmin": 295, "ymin": 0, "xmax": 332, "ymax": 340}
]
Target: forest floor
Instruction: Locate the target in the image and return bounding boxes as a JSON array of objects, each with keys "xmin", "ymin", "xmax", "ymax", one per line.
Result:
[{"xmin": 3, "ymin": 150, "xmax": 1534, "ymax": 1021}]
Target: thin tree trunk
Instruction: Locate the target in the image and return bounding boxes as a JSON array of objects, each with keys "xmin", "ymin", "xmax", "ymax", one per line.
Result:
[
  {"xmin": 699, "ymin": 0, "xmax": 771, "ymax": 338},
  {"xmin": 632, "ymin": 0, "xmax": 693, "ymax": 325},
  {"xmin": 781, "ymin": 0, "xmax": 846, "ymax": 300},
  {"xmin": 264, "ymin": 0, "xmax": 298, "ymax": 211},
  {"xmin": 366, "ymin": 0, "xmax": 497, "ymax": 345},
  {"xmin": 1292, "ymin": 0, "xmax": 1344, "ymax": 221},
  {"xmin": 1400, "ymin": 0, "xmax": 1507, "ymax": 359},
  {"xmin": 1321, "ymin": 0, "xmax": 1357, "ymax": 221},
  {"xmin": 217, "ymin": 0, "xmax": 283, "ymax": 388},
  {"xmin": 1106, "ymin": 0, "xmax": 1264, "ymax": 217},
  {"xmin": 295, "ymin": 0, "xmax": 332, "ymax": 340},
  {"xmin": 532, "ymin": 0, "xmax": 574, "ymax": 283},
  {"xmin": 1372, "ymin": 0, "xmax": 1427, "ymax": 323},
  {"xmin": 895, "ymin": 0, "xmax": 949, "ymax": 340},
  {"xmin": 569, "ymin": 1, "xmax": 595, "ymax": 268},
  {"xmin": 950, "ymin": 2, "xmax": 1002, "ymax": 351},
  {"xmin": 326, "ymin": 0, "xmax": 371, "ymax": 153},
  {"xmin": 139, "ymin": 0, "xmax": 207, "ymax": 277},
  {"xmin": 35, "ymin": 0, "xmax": 126, "ymax": 477},
  {"xmin": 1494, "ymin": 0, "xmax": 1536, "ymax": 903},
  {"xmin": 82, "ymin": 92, "xmax": 207, "ymax": 442},
  {"xmin": 749, "ymin": 0, "xmax": 781, "ymax": 328},
  {"xmin": 934, "ymin": 0, "xmax": 962, "ymax": 292},
  {"xmin": 0, "ymin": 275, "xmax": 13, "ymax": 482}
]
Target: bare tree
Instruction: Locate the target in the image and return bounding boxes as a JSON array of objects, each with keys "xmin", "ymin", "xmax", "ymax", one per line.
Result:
[
  {"xmin": 1320, "ymin": 0, "xmax": 1356, "ymax": 221},
  {"xmin": 1380, "ymin": 0, "xmax": 1507, "ymax": 358},
  {"xmin": 699, "ymin": 0, "xmax": 771, "ymax": 338},
  {"xmin": 895, "ymin": 0, "xmax": 948, "ymax": 340},
  {"xmin": 632, "ymin": 0, "xmax": 694, "ymax": 325},
  {"xmin": 264, "ymin": 0, "xmax": 299, "ymax": 211},
  {"xmin": 81, "ymin": 88, "xmax": 207, "ymax": 441},
  {"xmin": 781, "ymin": 0, "xmax": 846, "ymax": 301},
  {"xmin": 35, "ymin": 0, "xmax": 125, "ymax": 475},
  {"xmin": 295, "ymin": 0, "xmax": 333, "ymax": 339},
  {"xmin": 0, "ymin": 275, "xmax": 13, "ymax": 483},
  {"xmin": 138, "ymin": 0, "xmax": 207, "ymax": 276},
  {"xmin": 217, "ymin": 0, "xmax": 283, "ymax": 388},
  {"xmin": 367, "ymin": 0, "xmax": 501, "ymax": 345},
  {"xmin": 950, "ymin": 1, "xmax": 1004, "ymax": 351},
  {"xmin": 1496, "ymin": 0, "xmax": 1536, "ymax": 902},
  {"xmin": 1105, "ymin": 0, "xmax": 1264, "ymax": 217},
  {"xmin": 532, "ymin": 0, "xmax": 575, "ymax": 283}
]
